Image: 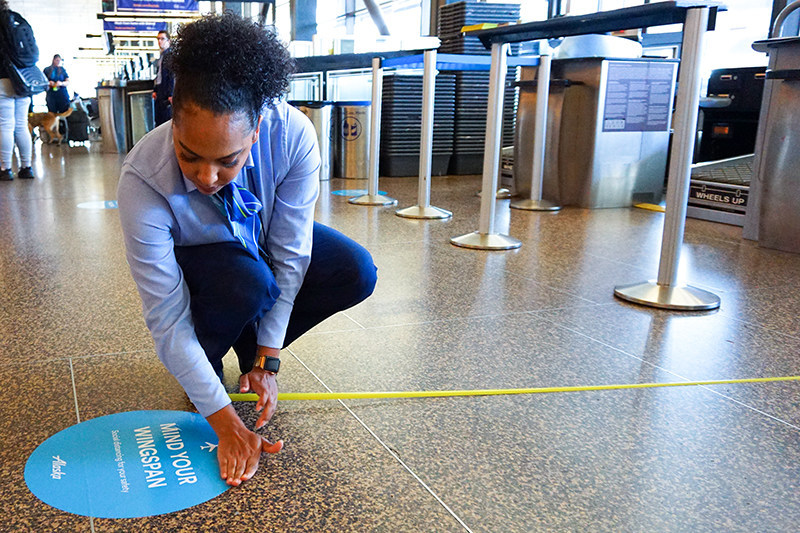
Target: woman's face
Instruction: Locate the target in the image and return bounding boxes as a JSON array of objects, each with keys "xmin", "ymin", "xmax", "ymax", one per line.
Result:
[
  {"xmin": 53, "ymin": 57, "xmax": 61, "ymax": 67},
  {"xmin": 172, "ymin": 105, "xmax": 261, "ymax": 195}
]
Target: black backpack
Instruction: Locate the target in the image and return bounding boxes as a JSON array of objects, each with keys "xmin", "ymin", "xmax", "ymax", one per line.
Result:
[
  {"xmin": 3, "ymin": 10, "xmax": 39, "ymax": 68},
  {"xmin": 1, "ymin": 10, "xmax": 47, "ymax": 96}
]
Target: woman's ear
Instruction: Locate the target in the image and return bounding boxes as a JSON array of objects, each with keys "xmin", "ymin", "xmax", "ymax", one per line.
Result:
[{"xmin": 251, "ymin": 115, "xmax": 263, "ymax": 144}]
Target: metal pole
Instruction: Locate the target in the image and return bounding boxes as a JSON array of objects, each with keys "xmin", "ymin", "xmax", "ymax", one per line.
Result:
[
  {"xmin": 362, "ymin": 0, "xmax": 391, "ymax": 36},
  {"xmin": 397, "ymin": 49, "xmax": 452, "ymax": 220},
  {"xmin": 350, "ymin": 56, "xmax": 397, "ymax": 206},
  {"xmin": 418, "ymin": 50, "xmax": 435, "ymax": 208},
  {"xmin": 511, "ymin": 43, "xmax": 560, "ymax": 212},
  {"xmin": 480, "ymin": 43, "xmax": 506, "ymax": 235},
  {"xmin": 658, "ymin": 7, "xmax": 707, "ymax": 287},
  {"xmin": 614, "ymin": 7, "xmax": 719, "ymax": 311},
  {"xmin": 451, "ymin": 42, "xmax": 521, "ymax": 250}
]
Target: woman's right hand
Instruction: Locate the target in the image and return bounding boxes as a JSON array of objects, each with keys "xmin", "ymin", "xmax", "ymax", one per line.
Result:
[{"xmin": 206, "ymin": 404, "xmax": 283, "ymax": 486}]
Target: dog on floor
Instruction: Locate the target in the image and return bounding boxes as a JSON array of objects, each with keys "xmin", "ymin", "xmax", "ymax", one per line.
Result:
[{"xmin": 28, "ymin": 107, "xmax": 74, "ymax": 144}]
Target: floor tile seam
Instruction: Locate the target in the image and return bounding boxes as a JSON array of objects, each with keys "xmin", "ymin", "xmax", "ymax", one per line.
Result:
[
  {"xmin": 722, "ymin": 313, "xmax": 800, "ymax": 342},
  {"xmin": 501, "ymin": 269, "xmax": 606, "ymax": 305},
  {"xmin": 297, "ymin": 314, "xmax": 487, "ymax": 338},
  {"xmin": 301, "ymin": 307, "xmax": 608, "ymax": 339},
  {"xmin": 70, "ymin": 349, "xmax": 155, "ymax": 360},
  {"xmin": 0, "ymin": 194, "xmax": 84, "ymax": 203},
  {"xmin": 578, "ymin": 252, "xmax": 800, "ymax": 296},
  {"xmin": 362, "ymin": 239, "xmax": 428, "ymax": 249},
  {"xmin": 539, "ymin": 316, "xmax": 800, "ymax": 433},
  {"xmin": 583, "ymin": 249, "xmax": 657, "ymax": 271},
  {"xmin": 722, "ymin": 281, "xmax": 800, "ymax": 295},
  {"xmin": 694, "ymin": 279, "xmax": 800, "ymax": 296},
  {"xmin": 525, "ymin": 301, "xmax": 617, "ymax": 318},
  {"xmin": 683, "ymin": 232, "xmax": 755, "ymax": 248},
  {"xmin": 286, "ymin": 347, "xmax": 474, "ymax": 533},
  {"xmin": 301, "ymin": 325, "xmax": 365, "ymax": 338},
  {"xmin": 697, "ymin": 384, "xmax": 800, "ymax": 432},
  {"xmin": 68, "ymin": 358, "xmax": 82, "ymax": 424},
  {"xmin": 0, "ymin": 349, "xmax": 154, "ymax": 367},
  {"xmin": 341, "ymin": 311, "xmax": 367, "ymax": 330}
]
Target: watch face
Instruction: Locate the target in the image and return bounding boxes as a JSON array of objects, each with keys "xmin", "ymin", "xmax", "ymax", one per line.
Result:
[{"xmin": 265, "ymin": 357, "xmax": 280, "ymax": 374}]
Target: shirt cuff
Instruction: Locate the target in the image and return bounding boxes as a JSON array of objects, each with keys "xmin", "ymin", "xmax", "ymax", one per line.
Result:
[
  {"xmin": 186, "ymin": 376, "xmax": 232, "ymax": 418},
  {"xmin": 256, "ymin": 297, "xmax": 293, "ymax": 349}
]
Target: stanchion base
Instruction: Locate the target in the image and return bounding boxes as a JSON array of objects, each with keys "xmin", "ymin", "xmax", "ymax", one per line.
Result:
[
  {"xmin": 613, "ymin": 281, "xmax": 720, "ymax": 311},
  {"xmin": 510, "ymin": 199, "xmax": 561, "ymax": 212},
  {"xmin": 348, "ymin": 194, "xmax": 398, "ymax": 206},
  {"xmin": 396, "ymin": 205, "xmax": 452, "ymax": 220},
  {"xmin": 450, "ymin": 231, "xmax": 522, "ymax": 250},
  {"xmin": 475, "ymin": 188, "xmax": 512, "ymax": 200}
]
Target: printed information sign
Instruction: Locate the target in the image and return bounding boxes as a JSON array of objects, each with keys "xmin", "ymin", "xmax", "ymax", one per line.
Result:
[
  {"xmin": 25, "ymin": 411, "xmax": 229, "ymax": 518},
  {"xmin": 602, "ymin": 61, "xmax": 677, "ymax": 132},
  {"xmin": 103, "ymin": 21, "xmax": 168, "ymax": 32}
]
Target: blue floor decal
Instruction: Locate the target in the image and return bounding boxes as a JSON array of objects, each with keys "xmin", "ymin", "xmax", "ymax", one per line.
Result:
[
  {"xmin": 25, "ymin": 410, "xmax": 229, "ymax": 518},
  {"xmin": 331, "ymin": 189, "xmax": 387, "ymax": 197},
  {"xmin": 77, "ymin": 200, "xmax": 118, "ymax": 209}
]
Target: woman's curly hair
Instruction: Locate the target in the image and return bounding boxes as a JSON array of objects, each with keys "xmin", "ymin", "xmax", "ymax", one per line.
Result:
[{"xmin": 166, "ymin": 12, "xmax": 295, "ymax": 130}]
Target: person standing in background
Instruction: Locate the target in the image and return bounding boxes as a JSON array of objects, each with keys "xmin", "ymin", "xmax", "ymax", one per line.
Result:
[
  {"xmin": 43, "ymin": 54, "xmax": 70, "ymax": 113},
  {"xmin": 152, "ymin": 30, "xmax": 173, "ymax": 126},
  {"xmin": 0, "ymin": 0, "xmax": 35, "ymax": 181}
]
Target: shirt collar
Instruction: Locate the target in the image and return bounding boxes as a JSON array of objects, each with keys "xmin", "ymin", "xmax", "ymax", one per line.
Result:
[{"xmin": 181, "ymin": 150, "xmax": 255, "ymax": 193}]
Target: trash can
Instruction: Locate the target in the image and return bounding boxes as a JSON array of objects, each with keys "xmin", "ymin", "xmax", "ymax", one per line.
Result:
[
  {"xmin": 516, "ymin": 58, "xmax": 678, "ymax": 208},
  {"xmin": 289, "ymin": 100, "xmax": 333, "ymax": 181},
  {"xmin": 334, "ymin": 101, "xmax": 370, "ymax": 179},
  {"xmin": 510, "ymin": 78, "xmax": 569, "ymax": 201},
  {"xmin": 554, "ymin": 58, "xmax": 678, "ymax": 208},
  {"xmin": 96, "ymin": 81, "xmax": 127, "ymax": 153}
]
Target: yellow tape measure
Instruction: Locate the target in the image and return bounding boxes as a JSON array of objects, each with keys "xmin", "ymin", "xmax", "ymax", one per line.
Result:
[
  {"xmin": 228, "ymin": 375, "xmax": 800, "ymax": 402},
  {"xmin": 634, "ymin": 203, "xmax": 666, "ymax": 213}
]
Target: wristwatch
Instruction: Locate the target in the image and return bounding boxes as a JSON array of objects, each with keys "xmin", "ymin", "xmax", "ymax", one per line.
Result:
[{"xmin": 253, "ymin": 355, "xmax": 280, "ymax": 374}]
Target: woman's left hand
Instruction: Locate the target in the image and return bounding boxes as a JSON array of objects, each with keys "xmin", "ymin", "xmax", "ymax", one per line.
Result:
[{"xmin": 239, "ymin": 368, "xmax": 278, "ymax": 430}]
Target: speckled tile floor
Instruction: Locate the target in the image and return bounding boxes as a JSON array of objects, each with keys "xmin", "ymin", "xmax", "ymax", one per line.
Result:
[{"xmin": 1, "ymin": 141, "xmax": 799, "ymax": 532}]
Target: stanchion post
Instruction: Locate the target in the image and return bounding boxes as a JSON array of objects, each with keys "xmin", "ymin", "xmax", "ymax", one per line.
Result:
[
  {"xmin": 511, "ymin": 41, "xmax": 560, "ymax": 212},
  {"xmin": 350, "ymin": 56, "xmax": 397, "ymax": 207},
  {"xmin": 451, "ymin": 42, "xmax": 521, "ymax": 250},
  {"xmin": 614, "ymin": 6, "xmax": 720, "ymax": 311},
  {"xmin": 396, "ymin": 49, "xmax": 452, "ymax": 220}
]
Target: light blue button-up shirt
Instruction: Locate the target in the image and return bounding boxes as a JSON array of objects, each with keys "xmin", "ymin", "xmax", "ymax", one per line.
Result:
[{"xmin": 117, "ymin": 101, "xmax": 320, "ymax": 417}]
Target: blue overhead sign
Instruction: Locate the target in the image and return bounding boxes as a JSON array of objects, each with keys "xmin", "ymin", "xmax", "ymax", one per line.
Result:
[
  {"xmin": 25, "ymin": 411, "xmax": 229, "ymax": 518},
  {"xmin": 116, "ymin": 0, "xmax": 198, "ymax": 11},
  {"xmin": 103, "ymin": 21, "xmax": 168, "ymax": 32}
]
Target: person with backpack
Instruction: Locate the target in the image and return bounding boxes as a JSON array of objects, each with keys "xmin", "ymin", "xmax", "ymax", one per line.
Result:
[{"xmin": 0, "ymin": 0, "xmax": 36, "ymax": 180}]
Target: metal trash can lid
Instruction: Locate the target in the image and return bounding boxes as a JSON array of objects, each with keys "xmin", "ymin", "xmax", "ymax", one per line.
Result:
[{"xmin": 287, "ymin": 100, "xmax": 335, "ymax": 108}]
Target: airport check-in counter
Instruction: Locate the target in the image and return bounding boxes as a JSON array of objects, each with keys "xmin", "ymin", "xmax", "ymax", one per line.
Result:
[
  {"xmin": 744, "ymin": 35, "xmax": 800, "ymax": 254},
  {"xmin": 97, "ymin": 81, "xmax": 127, "ymax": 153},
  {"xmin": 97, "ymin": 79, "xmax": 155, "ymax": 153}
]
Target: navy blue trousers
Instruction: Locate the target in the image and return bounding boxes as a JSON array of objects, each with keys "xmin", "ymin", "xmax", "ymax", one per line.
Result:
[{"xmin": 174, "ymin": 222, "xmax": 377, "ymax": 376}]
